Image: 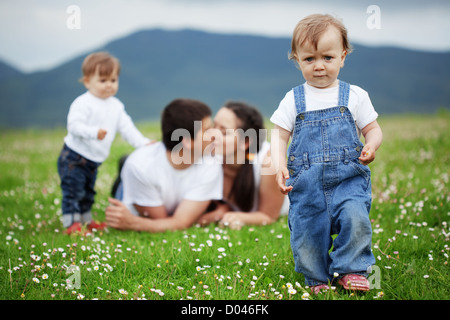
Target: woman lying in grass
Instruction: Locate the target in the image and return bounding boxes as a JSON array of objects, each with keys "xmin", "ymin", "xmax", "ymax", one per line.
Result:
[{"xmin": 197, "ymin": 101, "xmax": 288, "ymax": 230}]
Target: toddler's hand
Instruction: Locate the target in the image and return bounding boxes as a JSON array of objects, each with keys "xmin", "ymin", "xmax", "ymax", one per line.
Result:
[
  {"xmin": 97, "ymin": 129, "xmax": 107, "ymax": 140},
  {"xmin": 276, "ymin": 168, "xmax": 293, "ymax": 194},
  {"xmin": 359, "ymin": 144, "xmax": 375, "ymax": 165}
]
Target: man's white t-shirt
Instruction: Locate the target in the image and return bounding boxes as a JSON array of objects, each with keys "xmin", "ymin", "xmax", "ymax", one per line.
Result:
[
  {"xmin": 121, "ymin": 142, "xmax": 223, "ymax": 216},
  {"xmin": 270, "ymin": 81, "xmax": 378, "ymax": 137}
]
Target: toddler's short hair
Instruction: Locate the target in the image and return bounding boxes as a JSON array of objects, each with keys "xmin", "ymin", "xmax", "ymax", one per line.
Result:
[
  {"xmin": 289, "ymin": 14, "xmax": 352, "ymax": 62},
  {"xmin": 81, "ymin": 52, "xmax": 121, "ymax": 79}
]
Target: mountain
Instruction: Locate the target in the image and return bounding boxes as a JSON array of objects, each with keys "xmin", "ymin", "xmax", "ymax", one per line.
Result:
[
  {"xmin": 0, "ymin": 28, "xmax": 449, "ymax": 128},
  {"xmin": 0, "ymin": 61, "xmax": 23, "ymax": 82}
]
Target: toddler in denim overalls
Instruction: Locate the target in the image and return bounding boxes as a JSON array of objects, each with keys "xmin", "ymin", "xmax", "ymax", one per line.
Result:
[{"xmin": 271, "ymin": 14, "xmax": 383, "ymax": 294}]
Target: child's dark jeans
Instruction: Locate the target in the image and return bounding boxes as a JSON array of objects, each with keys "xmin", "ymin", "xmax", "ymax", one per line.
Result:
[{"xmin": 57, "ymin": 144, "xmax": 101, "ymax": 227}]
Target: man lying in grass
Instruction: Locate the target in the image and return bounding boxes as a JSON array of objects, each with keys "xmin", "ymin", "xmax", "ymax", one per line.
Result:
[{"xmin": 106, "ymin": 98, "xmax": 223, "ymax": 232}]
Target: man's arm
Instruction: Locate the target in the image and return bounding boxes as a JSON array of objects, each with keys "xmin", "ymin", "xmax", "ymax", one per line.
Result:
[
  {"xmin": 133, "ymin": 204, "xmax": 167, "ymax": 219},
  {"xmin": 156, "ymin": 199, "xmax": 211, "ymax": 231},
  {"xmin": 106, "ymin": 198, "xmax": 211, "ymax": 232},
  {"xmin": 196, "ymin": 201, "xmax": 231, "ymax": 226}
]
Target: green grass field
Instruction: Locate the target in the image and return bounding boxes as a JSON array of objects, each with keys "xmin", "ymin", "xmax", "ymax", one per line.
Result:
[{"xmin": 0, "ymin": 113, "xmax": 448, "ymax": 301}]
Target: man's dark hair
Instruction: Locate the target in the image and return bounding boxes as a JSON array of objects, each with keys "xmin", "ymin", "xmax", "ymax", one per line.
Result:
[{"xmin": 161, "ymin": 98, "xmax": 212, "ymax": 151}]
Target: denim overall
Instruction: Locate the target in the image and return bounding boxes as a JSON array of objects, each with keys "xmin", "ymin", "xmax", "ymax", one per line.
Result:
[{"xmin": 287, "ymin": 81, "xmax": 375, "ymax": 286}]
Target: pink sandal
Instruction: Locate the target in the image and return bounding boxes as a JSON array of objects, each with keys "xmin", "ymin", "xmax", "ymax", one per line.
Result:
[
  {"xmin": 338, "ymin": 274, "xmax": 370, "ymax": 291},
  {"xmin": 64, "ymin": 222, "xmax": 82, "ymax": 235},
  {"xmin": 310, "ymin": 284, "xmax": 330, "ymax": 295},
  {"xmin": 87, "ymin": 221, "xmax": 107, "ymax": 231}
]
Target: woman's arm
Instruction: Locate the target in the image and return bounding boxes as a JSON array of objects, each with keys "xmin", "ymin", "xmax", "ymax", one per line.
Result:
[{"xmin": 196, "ymin": 201, "xmax": 231, "ymax": 226}]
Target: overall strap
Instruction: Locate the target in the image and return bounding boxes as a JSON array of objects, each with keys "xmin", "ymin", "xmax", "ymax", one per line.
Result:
[
  {"xmin": 294, "ymin": 81, "xmax": 350, "ymax": 113},
  {"xmin": 293, "ymin": 84, "xmax": 306, "ymax": 114},
  {"xmin": 338, "ymin": 81, "xmax": 350, "ymax": 107}
]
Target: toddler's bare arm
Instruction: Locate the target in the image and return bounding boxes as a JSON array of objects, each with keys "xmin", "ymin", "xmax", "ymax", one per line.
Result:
[
  {"xmin": 271, "ymin": 125, "xmax": 293, "ymax": 194},
  {"xmin": 359, "ymin": 120, "xmax": 383, "ymax": 165}
]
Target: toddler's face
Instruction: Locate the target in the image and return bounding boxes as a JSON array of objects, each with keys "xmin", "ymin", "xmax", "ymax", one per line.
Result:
[
  {"xmin": 83, "ymin": 66, "xmax": 119, "ymax": 99},
  {"xmin": 297, "ymin": 26, "xmax": 347, "ymax": 89}
]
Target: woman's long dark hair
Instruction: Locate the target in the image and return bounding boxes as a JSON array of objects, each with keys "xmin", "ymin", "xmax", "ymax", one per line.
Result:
[{"xmin": 224, "ymin": 101, "xmax": 266, "ymax": 212}]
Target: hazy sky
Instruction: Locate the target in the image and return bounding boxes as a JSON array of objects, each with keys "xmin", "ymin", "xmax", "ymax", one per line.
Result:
[{"xmin": 1, "ymin": 0, "xmax": 449, "ymax": 72}]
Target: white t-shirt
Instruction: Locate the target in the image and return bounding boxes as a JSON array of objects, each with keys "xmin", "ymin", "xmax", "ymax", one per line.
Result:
[
  {"xmin": 64, "ymin": 91, "xmax": 150, "ymax": 163},
  {"xmin": 270, "ymin": 82, "xmax": 378, "ymax": 137},
  {"xmin": 121, "ymin": 142, "xmax": 223, "ymax": 216}
]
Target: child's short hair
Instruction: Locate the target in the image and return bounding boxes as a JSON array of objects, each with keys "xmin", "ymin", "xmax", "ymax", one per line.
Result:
[
  {"xmin": 161, "ymin": 98, "xmax": 212, "ymax": 151},
  {"xmin": 289, "ymin": 14, "xmax": 352, "ymax": 62},
  {"xmin": 81, "ymin": 52, "xmax": 121, "ymax": 79}
]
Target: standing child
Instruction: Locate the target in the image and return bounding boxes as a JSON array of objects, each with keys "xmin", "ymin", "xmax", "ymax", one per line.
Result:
[
  {"xmin": 58, "ymin": 52, "xmax": 150, "ymax": 235},
  {"xmin": 270, "ymin": 14, "xmax": 383, "ymax": 294}
]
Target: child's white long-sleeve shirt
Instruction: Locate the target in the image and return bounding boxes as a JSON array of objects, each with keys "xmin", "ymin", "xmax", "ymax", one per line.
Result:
[{"xmin": 64, "ymin": 91, "xmax": 150, "ymax": 163}]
